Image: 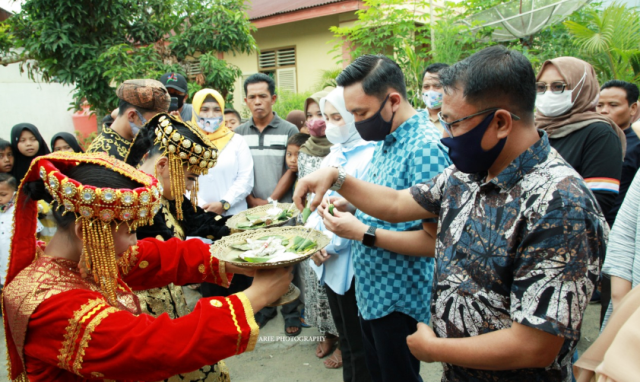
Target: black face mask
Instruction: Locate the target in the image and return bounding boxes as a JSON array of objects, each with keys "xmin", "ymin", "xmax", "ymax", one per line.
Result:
[
  {"xmin": 355, "ymin": 94, "xmax": 396, "ymax": 141},
  {"xmin": 176, "ymin": 95, "xmax": 185, "ymax": 109}
]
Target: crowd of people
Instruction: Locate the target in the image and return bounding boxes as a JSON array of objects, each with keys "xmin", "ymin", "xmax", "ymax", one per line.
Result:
[{"xmin": 1, "ymin": 44, "xmax": 640, "ymax": 382}]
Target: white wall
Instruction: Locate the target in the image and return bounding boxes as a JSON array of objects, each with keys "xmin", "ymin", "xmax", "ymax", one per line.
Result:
[{"xmin": 0, "ymin": 62, "xmax": 76, "ymax": 146}]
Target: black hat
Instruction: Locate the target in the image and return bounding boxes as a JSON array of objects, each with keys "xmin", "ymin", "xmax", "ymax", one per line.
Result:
[{"xmin": 159, "ymin": 72, "xmax": 188, "ymax": 94}]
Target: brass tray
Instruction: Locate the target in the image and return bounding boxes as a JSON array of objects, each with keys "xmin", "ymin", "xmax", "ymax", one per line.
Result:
[
  {"xmin": 210, "ymin": 226, "xmax": 330, "ymax": 269},
  {"xmin": 226, "ymin": 203, "xmax": 300, "ymax": 232}
]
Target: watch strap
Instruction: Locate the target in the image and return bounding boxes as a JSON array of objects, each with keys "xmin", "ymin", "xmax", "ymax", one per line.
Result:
[
  {"xmin": 330, "ymin": 166, "xmax": 347, "ymax": 191},
  {"xmin": 362, "ymin": 226, "xmax": 376, "ymax": 247}
]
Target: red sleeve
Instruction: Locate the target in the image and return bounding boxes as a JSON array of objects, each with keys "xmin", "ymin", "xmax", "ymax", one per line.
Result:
[
  {"xmin": 25, "ymin": 289, "xmax": 259, "ymax": 380},
  {"xmin": 121, "ymin": 237, "xmax": 234, "ymax": 290}
]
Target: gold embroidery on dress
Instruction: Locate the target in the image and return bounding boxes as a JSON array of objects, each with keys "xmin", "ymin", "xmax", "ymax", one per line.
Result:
[
  {"xmin": 3, "ymin": 255, "xmax": 139, "ymax": 371},
  {"xmin": 161, "ymin": 198, "xmax": 185, "ymax": 240},
  {"xmin": 135, "ymin": 283, "xmax": 189, "ymax": 319},
  {"xmin": 86, "ymin": 125, "xmax": 132, "ymax": 161},
  {"xmin": 58, "ymin": 298, "xmax": 107, "ymax": 371},
  {"xmin": 219, "ymin": 260, "xmax": 228, "ymax": 288},
  {"xmin": 225, "ymin": 297, "xmax": 242, "ymax": 355},
  {"xmin": 73, "ymin": 306, "xmax": 118, "ymax": 375},
  {"xmin": 234, "ymin": 292, "xmax": 260, "ymax": 352}
]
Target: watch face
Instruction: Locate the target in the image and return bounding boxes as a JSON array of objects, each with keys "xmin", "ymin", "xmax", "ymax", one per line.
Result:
[{"xmin": 223, "ymin": 202, "xmax": 230, "ymax": 210}]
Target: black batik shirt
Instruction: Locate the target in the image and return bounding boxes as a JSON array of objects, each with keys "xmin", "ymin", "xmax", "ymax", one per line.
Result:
[{"xmin": 411, "ymin": 131, "xmax": 607, "ymax": 381}]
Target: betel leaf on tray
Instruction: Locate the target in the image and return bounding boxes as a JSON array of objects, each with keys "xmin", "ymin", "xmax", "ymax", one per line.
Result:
[
  {"xmin": 289, "ymin": 236, "xmax": 316, "ymax": 253},
  {"xmin": 230, "ymin": 243, "xmax": 252, "ymax": 251},
  {"xmin": 240, "ymin": 256, "xmax": 271, "ymax": 263},
  {"xmin": 257, "ymin": 235, "xmax": 289, "ymax": 246}
]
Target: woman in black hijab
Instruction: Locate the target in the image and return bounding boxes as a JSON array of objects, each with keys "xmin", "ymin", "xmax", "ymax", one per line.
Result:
[
  {"xmin": 10, "ymin": 123, "xmax": 50, "ymax": 182},
  {"xmin": 50, "ymin": 132, "xmax": 84, "ymax": 153}
]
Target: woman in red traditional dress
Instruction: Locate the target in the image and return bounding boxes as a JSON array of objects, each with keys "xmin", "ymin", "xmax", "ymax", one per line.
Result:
[{"xmin": 2, "ymin": 151, "xmax": 292, "ymax": 382}]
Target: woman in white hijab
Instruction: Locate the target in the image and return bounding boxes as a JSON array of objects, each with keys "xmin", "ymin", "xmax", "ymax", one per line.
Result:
[{"xmin": 304, "ymin": 87, "xmax": 376, "ymax": 380}]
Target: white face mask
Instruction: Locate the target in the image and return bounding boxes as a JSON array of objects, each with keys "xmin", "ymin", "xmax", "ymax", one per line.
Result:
[
  {"xmin": 325, "ymin": 122, "xmax": 354, "ymax": 144},
  {"xmin": 535, "ymin": 71, "xmax": 586, "ymax": 117},
  {"xmin": 422, "ymin": 90, "xmax": 443, "ymax": 110},
  {"xmin": 198, "ymin": 116, "xmax": 223, "ymax": 133}
]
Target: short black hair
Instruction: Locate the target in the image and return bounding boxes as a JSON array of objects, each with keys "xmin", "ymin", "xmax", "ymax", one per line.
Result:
[
  {"xmin": 244, "ymin": 73, "xmax": 276, "ymax": 96},
  {"xmin": 422, "ymin": 63, "xmax": 450, "ymax": 81},
  {"xmin": 336, "ymin": 55, "xmax": 407, "ymax": 100},
  {"xmin": 0, "ymin": 138, "xmax": 10, "ymax": 151},
  {"xmin": 117, "ymin": 100, "xmax": 155, "ymax": 116},
  {"xmin": 439, "ymin": 45, "xmax": 536, "ymax": 121},
  {"xmin": 601, "ymin": 80, "xmax": 640, "ymax": 106},
  {"xmin": 0, "ymin": 173, "xmax": 17, "ymax": 191},
  {"xmin": 224, "ymin": 108, "xmax": 242, "ymax": 122},
  {"xmin": 287, "ymin": 133, "xmax": 310, "ymax": 148}
]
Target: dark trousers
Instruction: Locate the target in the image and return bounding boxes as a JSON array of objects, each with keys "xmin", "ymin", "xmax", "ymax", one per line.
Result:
[
  {"xmin": 360, "ymin": 312, "xmax": 423, "ymax": 382},
  {"xmin": 600, "ymin": 276, "xmax": 611, "ymax": 326},
  {"xmin": 200, "ymin": 274, "xmax": 253, "ymax": 298},
  {"xmin": 326, "ymin": 283, "xmax": 372, "ymax": 382}
]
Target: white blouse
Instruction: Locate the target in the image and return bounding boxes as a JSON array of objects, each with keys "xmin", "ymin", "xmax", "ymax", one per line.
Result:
[{"xmin": 197, "ymin": 134, "xmax": 254, "ymax": 216}]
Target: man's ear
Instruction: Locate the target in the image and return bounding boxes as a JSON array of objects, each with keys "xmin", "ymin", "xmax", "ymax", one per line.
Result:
[
  {"xmin": 389, "ymin": 92, "xmax": 402, "ymax": 112},
  {"xmin": 272, "ymin": 94, "xmax": 278, "ymax": 104},
  {"xmin": 630, "ymin": 101, "xmax": 638, "ymax": 117},
  {"xmin": 127, "ymin": 108, "xmax": 137, "ymax": 122},
  {"xmin": 493, "ymin": 109, "xmax": 513, "ymax": 139}
]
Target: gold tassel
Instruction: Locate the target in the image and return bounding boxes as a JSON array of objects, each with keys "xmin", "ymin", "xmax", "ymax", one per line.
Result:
[
  {"xmin": 191, "ymin": 177, "xmax": 199, "ymax": 212},
  {"xmin": 82, "ymin": 219, "xmax": 119, "ymax": 306},
  {"xmin": 169, "ymin": 155, "xmax": 186, "ymax": 220}
]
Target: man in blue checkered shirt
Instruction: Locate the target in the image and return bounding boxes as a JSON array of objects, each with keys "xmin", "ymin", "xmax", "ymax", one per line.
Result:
[{"xmin": 311, "ymin": 55, "xmax": 450, "ymax": 382}]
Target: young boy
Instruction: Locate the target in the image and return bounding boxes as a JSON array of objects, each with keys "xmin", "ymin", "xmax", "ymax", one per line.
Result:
[
  {"xmin": 224, "ymin": 109, "xmax": 242, "ymax": 131},
  {"xmin": 0, "ymin": 139, "xmax": 14, "ymax": 174},
  {"xmin": 0, "ymin": 173, "xmax": 18, "ymax": 294},
  {"xmin": 270, "ymin": 133, "xmax": 310, "ymax": 201}
]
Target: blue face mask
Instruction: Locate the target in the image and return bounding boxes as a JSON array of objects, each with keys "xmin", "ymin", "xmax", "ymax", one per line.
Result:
[
  {"xmin": 129, "ymin": 110, "xmax": 147, "ymax": 136},
  {"xmin": 440, "ymin": 112, "xmax": 506, "ymax": 174}
]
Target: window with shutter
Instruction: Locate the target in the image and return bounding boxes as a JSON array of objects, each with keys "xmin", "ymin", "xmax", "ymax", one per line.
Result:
[
  {"xmin": 277, "ymin": 68, "xmax": 297, "ymax": 93},
  {"xmin": 256, "ymin": 46, "xmax": 297, "ymax": 93}
]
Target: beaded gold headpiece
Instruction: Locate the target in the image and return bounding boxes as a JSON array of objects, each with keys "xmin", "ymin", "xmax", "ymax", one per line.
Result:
[
  {"xmin": 149, "ymin": 113, "xmax": 218, "ymax": 219},
  {"xmin": 39, "ymin": 152, "xmax": 162, "ymax": 304}
]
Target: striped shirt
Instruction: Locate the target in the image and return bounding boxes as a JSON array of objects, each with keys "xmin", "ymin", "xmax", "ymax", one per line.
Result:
[
  {"xmin": 602, "ymin": 170, "xmax": 640, "ymax": 327},
  {"xmin": 235, "ymin": 113, "xmax": 298, "ymax": 202}
]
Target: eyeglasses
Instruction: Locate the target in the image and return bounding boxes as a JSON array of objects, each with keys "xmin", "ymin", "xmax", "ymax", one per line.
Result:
[
  {"xmin": 535, "ymin": 81, "xmax": 567, "ymax": 94},
  {"xmin": 438, "ymin": 108, "xmax": 520, "ymax": 138}
]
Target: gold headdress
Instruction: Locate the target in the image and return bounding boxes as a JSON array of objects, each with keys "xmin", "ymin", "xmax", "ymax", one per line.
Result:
[
  {"xmin": 39, "ymin": 152, "xmax": 162, "ymax": 304},
  {"xmin": 149, "ymin": 113, "xmax": 218, "ymax": 219}
]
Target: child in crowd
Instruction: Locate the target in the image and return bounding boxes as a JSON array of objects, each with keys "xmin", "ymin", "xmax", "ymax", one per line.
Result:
[
  {"xmin": 287, "ymin": 110, "xmax": 309, "ymax": 134},
  {"xmin": 224, "ymin": 109, "xmax": 242, "ymax": 131},
  {"xmin": 10, "ymin": 123, "xmax": 50, "ymax": 181},
  {"xmin": 286, "ymin": 133, "xmax": 310, "ymax": 174},
  {"xmin": 50, "ymin": 132, "xmax": 84, "ymax": 153},
  {"xmin": 269, "ymin": 133, "xmax": 310, "ymax": 201},
  {"xmin": 10, "ymin": 124, "xmax": 55, "ymax": 243},
  {"xmin": 0, "ymin": 139, "xmax": 14, "ymax": 174},
  {"xmin": 0, "ymin": 173, "xmax": 18, "ymax": 293}
]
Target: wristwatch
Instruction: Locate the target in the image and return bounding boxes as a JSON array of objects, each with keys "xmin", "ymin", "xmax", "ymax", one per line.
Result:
[
  {"xmin": 220, "ymin": 200, "xmax": 230, "ymax": 211},
  {"xmin": 267, "ymin": 197, "xmax": 274, "ymax": 203},
  {"xmin": 330, "ymin": 166, "xmax": 347, "ymax": 191},
  {"xmin": 362, "ymin": 226, "xmax": 376, "ymax": 247}
]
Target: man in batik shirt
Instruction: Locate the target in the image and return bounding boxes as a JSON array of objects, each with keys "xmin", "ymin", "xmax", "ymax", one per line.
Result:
[{"xmin": 294, "ymin": 46, "xmax": 606, "ymax": 382}]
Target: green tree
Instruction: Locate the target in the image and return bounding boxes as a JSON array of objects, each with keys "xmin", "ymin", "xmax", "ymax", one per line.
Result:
[
  {"xmin": 0, "ymin": 0, "xmax": 256, "ymax": 114},
  {"xmin": 332, "ymin": 0, "xmax": 595, "ymax": 105},
  {"xmin": 565, "ymin": 1, "xmax": 640, "ymax": 84},
  {"xmin": 330, "ymin": 0, "xmax": 432, "ymax": 106}
]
